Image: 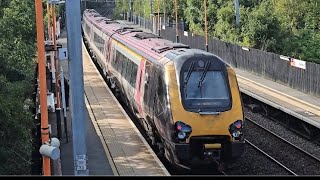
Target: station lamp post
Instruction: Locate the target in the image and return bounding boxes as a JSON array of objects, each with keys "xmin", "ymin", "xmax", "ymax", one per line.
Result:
[
  {"xmin": 174, "ymin": 0, "xmax": 179, "ymax": 43},
  {"xmin": 234, "ymin": 0, "xmax": 240, "ymax": 42},
  {"xmin": 48, "ymin": 0, "xmax": 65, "ymax": 145},
  {"xmin": 35, "ymin": 0, "xmax": 65, "ymax": 176},
  {"xmin": 35, "ymin": 0, "xmax": 51, "ymax": 175},
  {"xmin": 234, "ymin": 0, "xmax": 240, "ymax": 28},
  {"xmin": 204, "ymin": 0, "xmax": 208, "ymax": 52}
]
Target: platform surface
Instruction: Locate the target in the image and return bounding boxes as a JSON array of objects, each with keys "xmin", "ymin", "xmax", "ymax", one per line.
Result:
[{"xmin": 82, "ymin": 42, "xmax": 169, "ymax": 176}]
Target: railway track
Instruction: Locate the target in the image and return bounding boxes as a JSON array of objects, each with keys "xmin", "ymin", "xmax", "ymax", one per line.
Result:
[
  {"xmin": 245, "ymin": 117, "xmax": 320, "ymax": 175},
  {"xmin": 245, "ymin": 139, "xmax": 296, "ymax": 175}
]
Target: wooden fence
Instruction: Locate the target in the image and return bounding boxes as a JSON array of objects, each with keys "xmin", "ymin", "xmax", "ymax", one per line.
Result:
[{"xmin": 130, "ymin": 16, "xmax": 320, "ymax": 98}]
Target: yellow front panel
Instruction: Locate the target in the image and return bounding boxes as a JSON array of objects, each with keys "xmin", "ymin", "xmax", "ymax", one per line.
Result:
[{"xmin": 166, "ymin": 62, "xmax": 243, "ymax": 141}]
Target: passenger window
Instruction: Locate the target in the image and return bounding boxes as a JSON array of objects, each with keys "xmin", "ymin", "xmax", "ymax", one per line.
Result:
[{"xmin": 131, "ymin": 63, "xmax": 138, "ymax": 87}]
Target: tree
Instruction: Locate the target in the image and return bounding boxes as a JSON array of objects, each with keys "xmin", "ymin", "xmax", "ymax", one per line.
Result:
[
  {"xmin": 273, "ymin": 0, "xmax": 320, "ymax": 61},
  {"xmin": 114, "ymin": 0, "xmax": 130, "ymax": 19},
  {"xmin": 241, "ymin": 1, "xmax": 285, "ymax": 52},
  {"xmin": 213, "ymin": 1, "xmax": 237, "ymax": 43},
  {"xmin": 113, "ymin": 0, "xmax": 320, "ymax": 63},
  {"xmin": 0, "ymin": 0, "xmax": 36, "ymax": 175},
  {"xmin": 184, "ymin": 0, "xmax": 205, "ymax": 34}
]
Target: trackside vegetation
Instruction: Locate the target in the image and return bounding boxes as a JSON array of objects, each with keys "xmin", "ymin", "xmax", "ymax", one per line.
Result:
[{"xmin": 115, "ymin": 0, "xmax": 320, "ymax": 63}]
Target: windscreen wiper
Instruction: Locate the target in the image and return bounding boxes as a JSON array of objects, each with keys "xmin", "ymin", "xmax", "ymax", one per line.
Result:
[
  {"xmin": 198, "ymin": 61, "xmax": 211, "ymax": 87},
  {"xmin": 184, "ymin": 61, "xmax": 195, "ymax": 86}
]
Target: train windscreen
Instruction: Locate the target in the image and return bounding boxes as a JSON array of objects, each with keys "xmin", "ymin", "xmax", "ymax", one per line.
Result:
[{"xmin": 181, "ymin": 59, "xmax": 232, "ymax": 113}]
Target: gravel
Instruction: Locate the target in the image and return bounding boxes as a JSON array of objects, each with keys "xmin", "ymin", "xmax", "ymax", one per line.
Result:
[
  {"xmin": 244, "ymin": 107, "xmax": 320, "ymax": 175},
  {"xmin": 244, "ymin": 108, "xmax": 320, "ymax": 160},
  {"xmin": 225, "ymin": 143, "xmax": 292, "ymax": 175}
]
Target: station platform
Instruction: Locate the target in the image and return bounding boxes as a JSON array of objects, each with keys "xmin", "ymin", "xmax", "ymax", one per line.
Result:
[
  {"xmin": 82, "ymin": 41, "xmax": 169, "ymax": 176},
  {"xmin": 118, "ymin": 20, "xmax": 320, "ymax": 130},
  {"xmin": 50, "ymin": 28, "xmax": 169, "ymax": 176},
  {"xmin": 236, "ymin": 69, "xmax": 320, "ymax": 129},
  {"xmin": 49, "ymin": 29, "xmax": 114, "ymax": 175}
]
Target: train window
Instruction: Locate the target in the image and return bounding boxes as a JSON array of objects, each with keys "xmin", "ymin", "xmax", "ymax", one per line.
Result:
[
  {"xmin": 117, "ymin": 54, "xmax": 122, "ymax": 72},
  {"xmin": 113, "ymin": 50, "xmax": 138, "ymax": 87},
  {"xmin": 184, "ymin": 71, "xmax": 229, "ymax": 99},
  {"xmin": 85, "ymin": 23, "xmax": 90, "ymax": 34},
  {"xmin": 130, "ymin": 63, "xmax": 138, "ymax": 87},
  {"xmin": 93, "ymin": 32, "xmax": 105, "ymax": 54},
  {"xmin": 119, "ymin": 53, "xmax": 125, "ymax": 75},
  {"xmin": 115, "ymin": 51, "xmax": 120, "ymax": 71},
  {"xmin": 182, "ymin": 70, "xmax": 231, "ymax": 111},
  {"xmin": 119, "ymin": 52, "xmax": 124, "ymax": 71},
  {"xmin": 126, "ymin": 59, "xmax": 133, "ymax": 82},
  {"xmin": 112, "ymin": 50, "xmax": 120, "ymax": 71},
  {"xmin": 122, "ymin": 57, "xmax": 128, "ymax": 77}
]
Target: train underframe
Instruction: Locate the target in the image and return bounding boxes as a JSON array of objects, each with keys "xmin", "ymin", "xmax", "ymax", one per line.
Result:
[{"xmin": 163, "ymin": 136, "xmax": 245, "ymax": 170}]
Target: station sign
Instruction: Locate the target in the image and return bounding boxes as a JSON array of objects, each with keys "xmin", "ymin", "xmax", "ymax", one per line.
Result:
[
  {"xmin": 58, "ymin": 48, "xmax": 68, "ymax": 61},
  {"xmin": 45, "ymin": 44, "xmax": 63, "ymax": 51},
  {"xmin": 290, "ymin": 58, "xmax": 306, "ymax": 70}
]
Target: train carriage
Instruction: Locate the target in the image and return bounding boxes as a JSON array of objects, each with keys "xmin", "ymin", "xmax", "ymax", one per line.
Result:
[{"xmin": 82, "ymin": 9, "xmax": 245, "ymax": 169}]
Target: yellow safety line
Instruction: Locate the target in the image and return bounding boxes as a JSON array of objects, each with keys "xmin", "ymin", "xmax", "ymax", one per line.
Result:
[{"xmin": 237, "ymin": 75, "xmax": 320, "ymax": 112}]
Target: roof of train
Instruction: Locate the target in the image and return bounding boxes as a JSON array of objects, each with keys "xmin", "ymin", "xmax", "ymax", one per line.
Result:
[{"xmin": 83, "ymin": 9, "xmax": 195, "ymax": 65}]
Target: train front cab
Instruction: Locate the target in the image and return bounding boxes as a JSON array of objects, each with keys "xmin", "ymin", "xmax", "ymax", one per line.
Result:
[{"xmin": 164, "ymin": 50, "xmax": 245, "ymax": 168}]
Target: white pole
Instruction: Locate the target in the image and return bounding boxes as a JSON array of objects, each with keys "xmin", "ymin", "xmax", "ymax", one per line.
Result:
[
  {"xmin": 60, "ymin": 67, "xmax": 66, "ymax": 116},
  {"xmin": 51, "ymin": 52, "xmax": 56, "ymax": 84},
  {"xmin": 234, "ymin": 0, "xmax": 240, "ymax": 27}
]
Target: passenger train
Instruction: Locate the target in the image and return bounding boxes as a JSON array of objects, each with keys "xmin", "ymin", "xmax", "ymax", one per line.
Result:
[{"xmin": 82, "ymin": 9, "xmax": 245, "ymax": 169}]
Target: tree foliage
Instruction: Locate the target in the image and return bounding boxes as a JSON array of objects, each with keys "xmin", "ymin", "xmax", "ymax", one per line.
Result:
[
  {"xmin": 114, "ymin": 0, "xmax": 320, "ymax": 63},
  {"xmin": 0, "ymin": 0, "xmax": 36, "ymax": 175}
]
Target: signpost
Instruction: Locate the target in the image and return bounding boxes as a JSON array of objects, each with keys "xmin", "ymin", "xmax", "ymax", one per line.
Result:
[{"xmin": 58, "ymin": 48, "xmax": 68, "ymax": 61}]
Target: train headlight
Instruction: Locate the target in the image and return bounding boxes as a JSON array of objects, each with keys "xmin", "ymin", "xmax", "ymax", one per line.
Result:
[
  {"xmin": 175, "ymin": 121, "xmax": 192, "ymax": 142},
  {"xmin": 229, "ymin": 120, "xmax": 243, "ymax": 140},
  {"xmin": 178, "ymin": 132, "xmax": 187, "ymax": 139}
]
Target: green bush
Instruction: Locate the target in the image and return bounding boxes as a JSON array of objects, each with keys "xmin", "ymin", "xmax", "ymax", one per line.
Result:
[{"xmin": 0, "ymin": 0, "xmax": 36, "ymax": 175}]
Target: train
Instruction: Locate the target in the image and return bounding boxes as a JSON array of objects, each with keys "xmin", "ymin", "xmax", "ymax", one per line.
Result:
[{"xmin": 82, "ymin": 9, "xmax": 245, "ymax": 169}]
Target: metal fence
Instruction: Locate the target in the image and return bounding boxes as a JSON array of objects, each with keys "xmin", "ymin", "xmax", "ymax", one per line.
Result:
[
  {"xmin": 130, "ymin": 16, "xmax": 320, "ymax": 98},
  {"xmin": 132, "ymin": 15, "xmax": 153, "ymax": 32}
]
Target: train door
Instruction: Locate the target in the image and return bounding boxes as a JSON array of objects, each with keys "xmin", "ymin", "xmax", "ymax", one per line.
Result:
[
  {"xmin": 153, "ymin": 67, "xmax": 169, "ymax": 137},
  {"xmin": 109, "ymin": 44, "xmax": 118, "ymax": 76},
  {"xmin": 106, "ymin": 37, "xmax": 113, "ymax": 71},
  {"xmin": 143, "ymin": 61, "xmax": 156, "ymax": 119},
  {"xmin": 102, "ymin": 35, "xmax": 109, "ymax": 76},
  {"xmin": 135, "ymin": 60, "xmax": 145, "ymax": 115}
]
